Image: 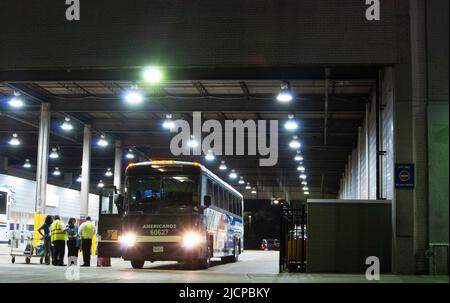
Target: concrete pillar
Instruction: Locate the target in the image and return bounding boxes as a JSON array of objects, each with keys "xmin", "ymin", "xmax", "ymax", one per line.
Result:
[
  {"xmin": 365, "ymin": 103, "xmax": 370, "ymax": 198},
  {"xmin": 114, "ymin": 140, "xmax": 122, "ymax": 190},
  {"xmin": 391, "ymin": 0, "xmax": 429, "ymax": 274},
  {"xmin": 34, "ymin": 103, "xmax": 50, "ymax": 214},
  {"xmin": 80, "ymin": 125, "xmax": 92, "ymax": 217},
  {"xmin": 410, "ymin": 0, "xmax": 429, "ymax": 274}
]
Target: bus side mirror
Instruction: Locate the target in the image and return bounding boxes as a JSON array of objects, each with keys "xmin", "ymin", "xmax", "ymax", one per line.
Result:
[{"xmin": 203, "ymin": 195, "xmax": 212, "ymax": 208}]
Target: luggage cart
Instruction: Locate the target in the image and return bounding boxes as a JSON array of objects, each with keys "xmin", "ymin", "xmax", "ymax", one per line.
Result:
[{"xmin": 10, "ymin": 230, "xmax": 44, "ymax": 264}]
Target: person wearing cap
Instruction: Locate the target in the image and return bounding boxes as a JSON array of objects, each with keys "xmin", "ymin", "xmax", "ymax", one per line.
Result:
[{"xmin": 78, "ymin": 216, "xmax": 95, "ymax": 267}]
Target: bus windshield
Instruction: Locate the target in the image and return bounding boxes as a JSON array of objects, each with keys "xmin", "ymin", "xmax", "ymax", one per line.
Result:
[{"xmin": 127, "ymin": 176, "xmax": 199, "ymax": 213}]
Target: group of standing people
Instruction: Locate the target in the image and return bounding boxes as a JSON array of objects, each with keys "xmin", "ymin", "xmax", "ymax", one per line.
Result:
[{"xmin": 37, "ymin": 215, "xmax": 95, "ymax": 267}]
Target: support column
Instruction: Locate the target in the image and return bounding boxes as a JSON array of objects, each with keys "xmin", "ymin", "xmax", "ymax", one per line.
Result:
[
  {"xmin": 114, "ymin": 140, "xmax": 122, "ymax": 191},
  {"xmin": 35, "ymin": 103, "xmax": 50, "ymax": 214},
  {"xmin": 80, "ymin": 125, "xmax": 92, "ymax": 218}
]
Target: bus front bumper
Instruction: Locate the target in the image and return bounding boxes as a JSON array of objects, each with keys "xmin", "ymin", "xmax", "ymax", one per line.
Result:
[{"xmin": 121, "ymin": 242, "xmax": 206, "ymax": 261}]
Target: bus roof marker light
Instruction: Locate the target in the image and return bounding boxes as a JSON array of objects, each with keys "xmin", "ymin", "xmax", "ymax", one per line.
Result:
[
  {"xmin": 219, "ymin": 160, "xmax": 227, "ymax": 170},
  {"xmin": 49, "ymin": 147, "xmax": 59, "ymax": 159},
  {"xmin": 61, "ymin": 117, "xmax": 73, "ymax": 131},
  {"xmin": 9, "ymin": 133, "xmax": 21, "ymax": 146},
  {"xmin": 284, "ymin": 114, "xmax": 298, "ymax": 130},
  {"xmin": 229, "ymin": 169, "xmax": 237, "ymax": 179},
  {"xmin": 8, "ymin": 92, "xmax": 24, "ymax": 108},
  {"xmin": 97, "ymin": 134, "xmax": 108, "ymax": 147},
  {"xmin": 162, "ymin": 114, "xmax": 175, "ymax": 130},
  {"xmin": 289, "ymin": 136, "xmax": 301, "ymax": 149},
  {"xmin": 276, "ymin": 81, "xmax": 293, "ymax": 103},
  {"xmin": 23, "ymin": 159, "xmax": 31, "ymax": 168}
]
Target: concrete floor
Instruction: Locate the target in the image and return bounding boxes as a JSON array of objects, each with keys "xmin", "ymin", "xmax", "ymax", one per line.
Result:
[{"xmin": 0, "ymin": 244, "xmax": 447, "ymax": 283}]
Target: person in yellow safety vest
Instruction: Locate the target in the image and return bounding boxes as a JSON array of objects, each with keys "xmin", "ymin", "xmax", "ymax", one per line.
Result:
[
  {"xmin": 78, "ymin": 216, "xmax": 95, "ymax": 267},
  {"xmin": 50, "ymin": 215, "xmax": 68, "ymax": 266}
]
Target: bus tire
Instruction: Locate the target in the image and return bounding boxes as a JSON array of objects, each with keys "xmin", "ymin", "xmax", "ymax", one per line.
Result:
[{"xmin": 131, "ymin": 259, "xmax": 145, "ymax": 269}]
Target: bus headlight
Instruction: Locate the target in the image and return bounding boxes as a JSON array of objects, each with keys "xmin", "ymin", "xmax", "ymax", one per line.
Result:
[
  {"xmin": 182, "ymin": 232, "xmax": 202, "ymax": 249},
  {"xmin": 121, "ymin": 233, "xmax": 136, "ymax": 247}
]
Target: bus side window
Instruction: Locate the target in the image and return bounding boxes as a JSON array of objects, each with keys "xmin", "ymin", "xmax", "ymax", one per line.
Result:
[{"xmin": 206, "ymin": 178, "xmax": 213, "ymax": 205}]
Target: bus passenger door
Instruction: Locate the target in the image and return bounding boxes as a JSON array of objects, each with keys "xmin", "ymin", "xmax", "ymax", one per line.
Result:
[{"xmin": 97, "ymin": 186, "xmax": 123, "ymax": 258}]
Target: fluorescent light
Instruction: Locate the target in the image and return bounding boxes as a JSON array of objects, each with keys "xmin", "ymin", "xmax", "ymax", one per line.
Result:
[
  {"xmin": 105, "ymin": 168, "xmax": 113, "ymax": 177},
  {"xmin": 229, "ymin": 169, "xmax": 237, "ymax": 179},
  {"xmin": 219, "ymin": 161, "xmax": 227, "ymax": 170},
  {"xmin": 97, "ymin": 135, "xmax": 108, "ymax": 147},
  {"xmin": 9, "ymin": 133, "xmax": 20, "ymax": 146},
  {"xmin": 289, "ymin": 136, "xmax": 301, "ymax": 149},
  {"xmin": 53, "ymin": 167, "xmax": 61, "ymax": 176},
  {"xmin": 284, "ymin": 114, "xmax": 298, "ymax": 130},
  {"xmin": 60, "ymin": 117, "xmax": 73, "ymax": 131},
  {"xmin": 276, "ymin": 82, "xmax": 293, "ymax": 103},
  {"xmin": 143, "ymin": 67, "xmax": 162, "ymax": 83},
  {"xmin": 23, "ymin": 159, "xmax": 31, "ymax": 168},
  {"xmin": 162, "ymin": 114, "xmax": 175, "ymax": 129},
  {"xmin": 49, "ymin": 148, "xmax": 59, "ymax": 159}
]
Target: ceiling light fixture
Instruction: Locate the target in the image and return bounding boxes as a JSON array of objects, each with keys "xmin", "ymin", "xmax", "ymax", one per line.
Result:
[
  {"xmin": 229, "ymin": 169, "xmax": 237, "ymax": 179},
  {"xmin": 143, "ymin": 67, "xmax": 163, "ymax": 83},
  {"xmin": 276, "ymin": 81, "xmax": 293, "ymax": 103},
  {"xmin": 49, "ymin": 148, "xmax": 59, "ymax": 159},
  {"xmin": 284, "ymin": 114, "xmax": 298, "ymax": 130},
  {"xmin": 23, "ymin": 159, "xmax": 31, "ymax": 168},
  {"xmin": 9, "ymin": 133, "xmax": 21, "ymax": 146},
  {"xmin": 162, "ymin": 114, "xmax": 175, "ymax": 129},
  {"xmin": 97, "ymin": 134, "xmax": 108, "ymax": 147},
  {"xmin": 219, "ymin": 160, "xmax": 227, "ymax": 170},
  {"xmin": 125, "ymin": 149, "xmax": 135, "ymax": 159},
  {"xmin": 187, "ymin": 134, "xmax": 198, "ymax": 148},
  {"xmin": 123, "ymin": 85, "xmax": 144, "ymax": 105},
  {"xmin": 105, "ymin": 168, "xmax": 113, "ymax": 177},
  {"xmin": 8, "ymin": 92, "xmax": 24, "ymax": 108},
  {"xmin": 289, "ymin": 135, "xmax": 301, "ymax": 149},
  {"xmin": 60, "ymin": 117, "xmax": 73, "ymax": 131},
  {"xmin": 53, "ymin": 167, "xmax": 61, "ymax": 176}
]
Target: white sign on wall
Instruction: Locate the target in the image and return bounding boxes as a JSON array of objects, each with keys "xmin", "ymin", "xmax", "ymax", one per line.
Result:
[{"xmin": 46, "ymin": 193, "xmax": 60, "ymax": 208}]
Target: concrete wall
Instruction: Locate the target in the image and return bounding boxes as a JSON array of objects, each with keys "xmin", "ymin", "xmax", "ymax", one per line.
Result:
[
  {"xmin": 426, "ymin": 0, "xmax": 449, "ymax": 274},
  {"xmin": 339, "ymin": 70, "xmax": 394, "ymax": 201},
  {"xmin": 307, "ymin": 199, "xmax": 392, "ymax": 273},
  {"xmin": 0, "ymin": 173, "xmax": 99, "ymax": 227}
]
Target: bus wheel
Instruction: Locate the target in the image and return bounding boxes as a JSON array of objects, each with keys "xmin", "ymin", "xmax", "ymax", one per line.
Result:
[
  {"xmin": 197, "ymin": 247, "xmax": 211, "ymax": 269},
  {"xmin": 230, "ymin": 240, "xmax": 240, "ymax": 263},
  {"xmin": 130, "ymin": 260, "xmax": 145, "ymax": 269}
]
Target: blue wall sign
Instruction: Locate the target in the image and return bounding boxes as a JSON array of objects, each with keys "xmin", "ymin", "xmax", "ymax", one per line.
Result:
[{"xmin": 395, "ymin": 164, "xmax": 415, "ymax": 188}]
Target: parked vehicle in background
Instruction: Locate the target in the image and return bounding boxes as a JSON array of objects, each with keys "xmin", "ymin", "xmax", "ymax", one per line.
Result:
[{"xmin": 260, "ymin": 239, "xmax": 280, "ymax": 251}]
